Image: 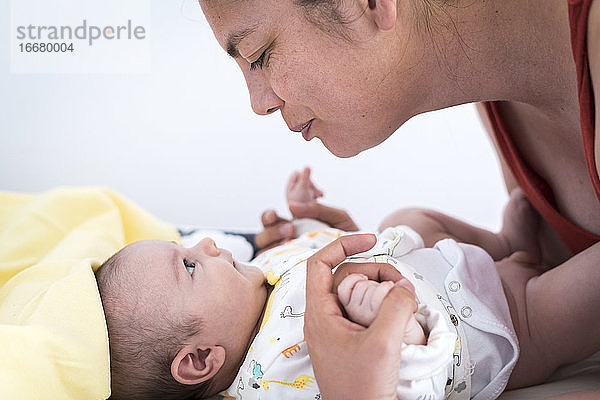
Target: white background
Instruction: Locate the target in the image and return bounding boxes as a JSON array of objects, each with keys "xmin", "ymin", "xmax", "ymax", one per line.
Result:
[{"xmin": 1, "ymin": 0, "xmax": 508, "ymax": 233}]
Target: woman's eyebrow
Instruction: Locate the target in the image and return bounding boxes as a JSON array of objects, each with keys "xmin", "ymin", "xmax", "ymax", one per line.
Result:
[{"xmin": 226, "ymin": 26, "xmax": 258, "ymax": 58}]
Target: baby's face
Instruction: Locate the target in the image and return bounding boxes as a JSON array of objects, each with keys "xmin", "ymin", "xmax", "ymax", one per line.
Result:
[{"xmin": 119, "ymin": 239, "xmax": 268, "ymax": 355}]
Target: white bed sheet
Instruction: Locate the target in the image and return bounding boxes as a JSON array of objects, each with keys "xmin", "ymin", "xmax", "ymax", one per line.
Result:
[{"xmin": 499, "ymin": 351, "xmax": 600, "ymax": 399}]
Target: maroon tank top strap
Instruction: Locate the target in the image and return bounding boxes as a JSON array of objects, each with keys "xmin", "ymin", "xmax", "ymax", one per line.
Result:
[
  {"xmin": 569, "ymin": 0, "xmax": 600, "ymax": 201},
  {"xmin": 482, "ymin": 102, "xmax": 600, "ymax": 254}
]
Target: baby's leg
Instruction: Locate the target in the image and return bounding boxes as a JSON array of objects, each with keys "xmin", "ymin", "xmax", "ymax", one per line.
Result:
[
  {"xmin": 379, "ymin": 207, "xmax": 511, "ymax": 260},
  {"xmin": 379, "ymin": 190, "xmax": 541, "ymax": 262},
  {"xmin": 498, "ymin": 246, "xmax": 600, "ymax": 389}
]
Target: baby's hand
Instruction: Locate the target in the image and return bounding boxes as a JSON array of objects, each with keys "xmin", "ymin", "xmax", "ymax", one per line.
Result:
[
  {"xmin": 337, "ymin": 274, "xmax": 395, "ymax": 327},
  {"xmin": 286, "ymin": 167, "xmax": 324, "ymax": 204},
  {"xmin": 337, "ymin": 274, "xmax": 426, "ymax": 345}
]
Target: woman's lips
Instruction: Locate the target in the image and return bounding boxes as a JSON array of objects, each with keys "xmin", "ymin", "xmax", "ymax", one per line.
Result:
[
  {"xmin": 291, "ymin": 119, "xmax": 315, "ymax": 140},
  {"xmin": 300, "ymin": 119, "xmax": 314, "ymax": 141}
]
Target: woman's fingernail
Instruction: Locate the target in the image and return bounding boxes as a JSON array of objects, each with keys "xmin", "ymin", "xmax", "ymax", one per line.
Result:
[
  {"xmin": 279, "ymin": 224, "xmax": 293, "ymax": 236},
  {"xmin": 394, "ymin": 280, "xmax": 413, "ymax": 291}
]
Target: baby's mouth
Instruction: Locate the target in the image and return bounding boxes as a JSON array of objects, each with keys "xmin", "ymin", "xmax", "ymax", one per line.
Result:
[{"xmin": 232, "ymin": 259, "xmax": 249, "ymax": 273}]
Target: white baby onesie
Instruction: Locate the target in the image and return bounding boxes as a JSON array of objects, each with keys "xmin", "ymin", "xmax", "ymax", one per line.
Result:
[{"xmin": 219, "ymin": 226, "xmax": 518, "ymax": 400}]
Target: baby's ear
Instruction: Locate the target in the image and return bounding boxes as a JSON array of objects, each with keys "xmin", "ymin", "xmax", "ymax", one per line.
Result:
[{"xmin": 171, "ymin": 345, "xmax": 226, "ymax": 385}]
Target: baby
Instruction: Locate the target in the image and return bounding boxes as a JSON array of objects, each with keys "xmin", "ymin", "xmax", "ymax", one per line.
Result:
[{"xmin": 96, "ymin": 169, "xmax": 593, "ymax": 400}]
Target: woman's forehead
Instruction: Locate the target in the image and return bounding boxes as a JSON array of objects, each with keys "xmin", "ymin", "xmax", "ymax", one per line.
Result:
[{"xmin": 200, "ymin": 0, "xmax": 283, "ymax": 45}]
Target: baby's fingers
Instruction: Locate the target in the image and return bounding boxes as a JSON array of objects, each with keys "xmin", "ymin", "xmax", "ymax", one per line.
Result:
[
  {"xmin": 311, "ymin": 183, "xmax": 324, "ymax": 198},
  {"xmin": 261, "ymin": 209, "xmax": 287, "ymax": 227},
  {"xmin": 256, "ymin": 210, "xmax": 294, "ymax": 250},
  {"xmin": 337, "ymin": 274, "xmax": 367, "ymax": 306},
  {"xmin": 368, "ymin": 281, "xmax": 395, "ymax": 314}
]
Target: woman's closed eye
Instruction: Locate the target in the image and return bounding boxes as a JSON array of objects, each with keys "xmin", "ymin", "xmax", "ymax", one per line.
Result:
[
  {"xmin": 250, "ymin": 50, "xmax": 267, "ymax": 71},
  {"xmin": 183, "ymin": 258, "xmax": 196, "ymax": 275}
]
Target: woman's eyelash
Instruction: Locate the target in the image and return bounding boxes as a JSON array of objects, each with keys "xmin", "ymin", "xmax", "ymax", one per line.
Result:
[
  {"xmin": 250, "ymin": 51, "xmax": 267, "ymax": 71},
  {"xmin": 183, "ymin": 258, "xmax": 196, "ymax": 275}
]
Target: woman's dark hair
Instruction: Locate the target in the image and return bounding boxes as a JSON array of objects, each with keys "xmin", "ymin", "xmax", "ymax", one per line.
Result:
[
  {"xmin": 293, "ymin": 0, "xmax": 457, "ymax": 41},
  {"xmin": 96, "ymin": 250, "xmax": 214, "ymax": 400},
  {"xmin": 293, "ymin": 0, "xmax": 358, "ymax": 40}
]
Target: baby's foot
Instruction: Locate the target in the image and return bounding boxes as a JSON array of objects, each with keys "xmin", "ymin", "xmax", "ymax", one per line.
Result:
[
  {"xmin": 286, "ymin": 167, "xmax": 324, "ymax": 204},
  {"xmin": 500, "ymin": 188, "xmax": 541, "ymax": 263}
]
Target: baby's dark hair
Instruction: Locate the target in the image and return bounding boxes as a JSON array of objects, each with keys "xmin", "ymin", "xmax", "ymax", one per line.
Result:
[{"xmin": 96, "ymin": 246, "xmax": 214, "ymax": 400}]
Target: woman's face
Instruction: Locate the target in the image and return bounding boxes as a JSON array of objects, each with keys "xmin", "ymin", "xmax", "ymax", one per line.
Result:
[{"xmin": 200, "ymin": 0, "xmax": 429, "ymax": 157}]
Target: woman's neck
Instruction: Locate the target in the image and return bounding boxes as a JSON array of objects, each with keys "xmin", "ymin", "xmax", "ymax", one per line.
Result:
[{"xmin": 412, "ymin": 0, "xmax": 576, "ymax": 113}]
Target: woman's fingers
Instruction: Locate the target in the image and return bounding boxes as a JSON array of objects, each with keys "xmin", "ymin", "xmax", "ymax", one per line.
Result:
[
  {"xmin": 305, "ymin": 271, "xmax": 416, "ymax": 399},
  {"xmin": 306, "ymin": 234, "xmax": 377, "ymax": 303},
  {"xmin": 332, "ymin": 261, "xmax": 405, "ymax": 292},
  {"xmin": 304, "ymin": 236, "xmax": 419, "ymax": 400},
  {"xmin": 394, "ymin": 276, "xmax": 417, "ymax": 301},
  {"xmin": 366, "ymin": 286, "xmax": 417, "ymax": 355},
  {"xmin": 305, "ymin": 237, "xmax": 377, "ymax": 342}
]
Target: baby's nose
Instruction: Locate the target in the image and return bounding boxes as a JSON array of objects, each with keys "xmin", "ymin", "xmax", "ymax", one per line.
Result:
[{"xmin": 195, "ymin": 238, "xmax": 219, "ymax": 256}]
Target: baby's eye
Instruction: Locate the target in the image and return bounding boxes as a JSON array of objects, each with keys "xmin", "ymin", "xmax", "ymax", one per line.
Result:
[{"xmin": 183, "ymin": 258, "xmax": 196, "ymax": 275}]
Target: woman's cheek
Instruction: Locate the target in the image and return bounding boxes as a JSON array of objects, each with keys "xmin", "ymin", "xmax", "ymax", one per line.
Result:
[{"xmin": 270, "ymin": 65, "xmax": 307, "ymax": 104}]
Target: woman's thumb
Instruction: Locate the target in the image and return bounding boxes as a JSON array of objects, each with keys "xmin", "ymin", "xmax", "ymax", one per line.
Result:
[{"xmin": 366, "ymin": 286, "xmax": 417, "ymax": 353}]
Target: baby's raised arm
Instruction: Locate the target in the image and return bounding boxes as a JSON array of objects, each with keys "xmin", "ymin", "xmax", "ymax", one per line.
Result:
[{"xmin": 337, "ymin": 274, "xmax": 426, "ymax": 345}]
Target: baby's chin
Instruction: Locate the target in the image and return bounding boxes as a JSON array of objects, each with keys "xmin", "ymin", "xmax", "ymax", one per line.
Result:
[{"xmin": 235, "ymin": 260, "xmax": 266, "ymax": 286}]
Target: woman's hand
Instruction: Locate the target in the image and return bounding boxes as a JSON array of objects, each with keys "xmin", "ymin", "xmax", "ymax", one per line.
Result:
[{"xmin": 304, "ymin": 234, "xmax": 417, "ymax": 400}]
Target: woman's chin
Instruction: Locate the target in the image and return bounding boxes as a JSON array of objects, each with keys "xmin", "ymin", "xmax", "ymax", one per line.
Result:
[{"xmin": 318, "ymin": 136, "xmax": 364, "ymax": 158}]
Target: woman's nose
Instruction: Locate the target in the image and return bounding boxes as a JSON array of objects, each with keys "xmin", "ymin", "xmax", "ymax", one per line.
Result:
[
  {"xmin": 245, "ymin": 71, "xmax": 284, "ymax": 116},
  {"xmin": 195, "ymin": 238, "xmax": 219, "ymax": 256}
]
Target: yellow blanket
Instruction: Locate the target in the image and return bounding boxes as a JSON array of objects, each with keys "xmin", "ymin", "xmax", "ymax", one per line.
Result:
[{"xmin": 0, "ymin": 187, "xmax": 179, "ymax": 399}]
